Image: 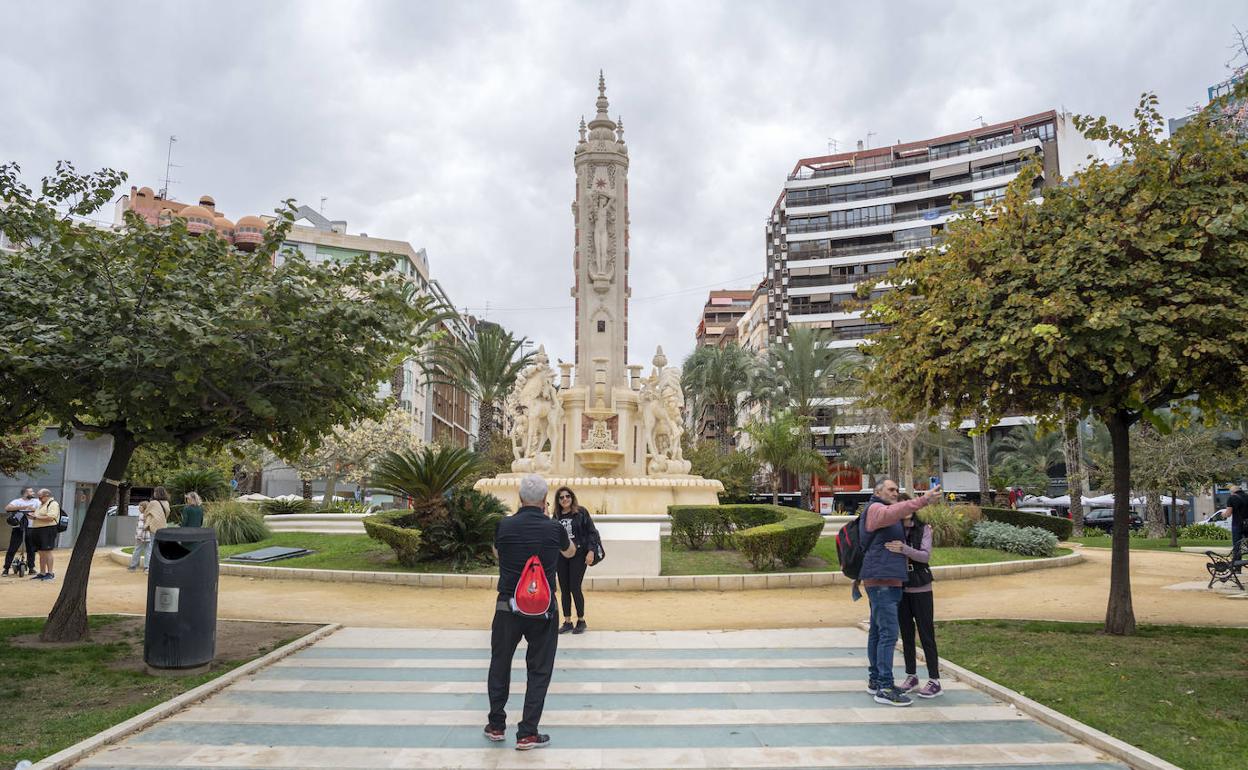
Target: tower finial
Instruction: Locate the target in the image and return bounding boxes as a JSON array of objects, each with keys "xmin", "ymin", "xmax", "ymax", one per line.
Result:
[
  {"xmin": 587, "ymin": 71, "xmax": 617, "ymax": 140},
  {"xmin": 579, "ymin": 116, "xmax": 587, "ymax": 142},
  {"xmin": 598, "ymin": 70, "xmax": 606, "ymax": 97},
  {"xmin": 616, "ymin": 115, "xmax": 624, "ymax": 143}
]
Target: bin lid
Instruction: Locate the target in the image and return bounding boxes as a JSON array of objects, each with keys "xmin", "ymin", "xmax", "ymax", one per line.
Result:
[{"xmin": 153, "ymin": 527, "xmax": 216, "ymax": 543}]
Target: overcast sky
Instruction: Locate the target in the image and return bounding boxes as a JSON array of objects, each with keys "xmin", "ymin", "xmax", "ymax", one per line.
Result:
[{"xmin": 2, "ymin": 1, "xmax": 1243, "ymax": 368}]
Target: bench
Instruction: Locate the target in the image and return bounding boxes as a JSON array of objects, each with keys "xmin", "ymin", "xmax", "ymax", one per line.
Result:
[{"xmin": 1206, "ymin": 538, "xmax": 1247, "ymax": 591}]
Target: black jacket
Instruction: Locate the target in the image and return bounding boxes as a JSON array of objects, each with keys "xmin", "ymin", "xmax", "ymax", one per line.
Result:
[{"xmin": 555, "ymin": 506, "xmax": 600, "ymax": 555}]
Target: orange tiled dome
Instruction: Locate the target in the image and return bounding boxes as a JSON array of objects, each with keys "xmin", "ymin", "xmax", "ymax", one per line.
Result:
[
  {"xmin": 234, "ymin": 215, "xmax": 267, "ymax": 251},
  {"xmin": 179, "ymin": 204, "xmax": 214, "ymax": 235}
]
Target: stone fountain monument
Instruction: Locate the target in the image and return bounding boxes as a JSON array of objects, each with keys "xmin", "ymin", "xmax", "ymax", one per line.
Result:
[{"xmin": 475, "ymin": 74, "xmax": 723, "ymax": 516}]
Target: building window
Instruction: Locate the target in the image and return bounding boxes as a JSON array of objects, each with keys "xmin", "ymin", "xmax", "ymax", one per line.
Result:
[
  {"xmin": 597, "ymin": 320, "xmax": 606, "ymax": 332},
  {"xmin": 1022, "ymin": 122, "xmax": 1056, "ymax": 142}
]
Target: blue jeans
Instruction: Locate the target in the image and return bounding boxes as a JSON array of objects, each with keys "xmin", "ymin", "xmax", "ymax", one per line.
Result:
[
  {"xmin": 130, "ymin": 539, "xmax": 150, "ymax": 570},
  {"xmin": 866, "ymin": 585, "xmax": 903, "ymax": 688}
]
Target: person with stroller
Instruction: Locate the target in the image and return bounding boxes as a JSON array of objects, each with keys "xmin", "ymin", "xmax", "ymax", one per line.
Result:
[
  {"xmin": 128, "ymin": 487, "xmax": 170, "ymax": 572},
  {"xmin": 4, "ymin": 487, "xmax": 39, "ymax": 576}
]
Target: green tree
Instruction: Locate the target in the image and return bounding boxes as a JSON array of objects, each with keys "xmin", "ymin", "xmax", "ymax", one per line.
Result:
[
  {"xmin": 421, "ymin": 321, "xmax": 532, "ymax": 456},
  {"xmin": 0, "ymin": 162, "xmax": 428, "ymax": 641},
  {"xmin": 685, "ymin": 440, "xmax": 761, "ymax": 503},
  {"xmin": 764, "ymin": 326, "xmax": 862, "ymax": 507},
  {"xmin": 284, "ymin": 407, "xmax": 422, "ymax": 507},
  {"xmin": 681, "ymin": 343, "xmax": 761, "ymax": 449},
  {"xmin": 0, "ymin": 426, "xmax": 55, "ymax": 477},
  {"xmin": 997, "ymin": 424, "xmax": 1063, "ymax": 480},
  {"xmin": 743, "ymin": 412, "xmax": 828, "ymax": 505},
  {"xmin": 861, "ymin": 83, "xmax": 1248, "ymax": 635}
]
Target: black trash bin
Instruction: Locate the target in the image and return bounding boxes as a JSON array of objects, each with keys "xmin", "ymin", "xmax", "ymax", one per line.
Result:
[{"xmin": 145, "ymin": 527, "xmax": 218, "ymax": 671}]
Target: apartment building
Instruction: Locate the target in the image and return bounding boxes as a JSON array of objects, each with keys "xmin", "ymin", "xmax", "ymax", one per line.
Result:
[
  {"xmin": 694, "ymin": 289, "xmax": 755, "ymax": 347},
  {"xmin": 765, "ymin": 112, "xmax": 1098, "ymax": 507}
]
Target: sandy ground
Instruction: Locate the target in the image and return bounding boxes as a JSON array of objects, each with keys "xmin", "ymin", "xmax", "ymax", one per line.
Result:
[{"xmin": 2, "ymin": 546, "xmax": 1244, "ymax": 630}]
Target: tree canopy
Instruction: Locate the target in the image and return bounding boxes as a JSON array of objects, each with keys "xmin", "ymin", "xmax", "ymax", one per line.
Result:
[
  {"xmin": 0, "ymin": 162, "xmax": 430, "ymax": 640},
  {"xmin": 861, "ymin": 82, "xmax": 1248, "ymax": 634}
]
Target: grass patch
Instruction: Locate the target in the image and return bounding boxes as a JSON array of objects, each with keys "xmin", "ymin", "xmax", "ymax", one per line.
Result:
[
  {"xmin": 661, "ymin": 536, "xmax": 1068, "ymax": 575},
  {"xmin": 1070, "ymin": 536, "xmax": 1229, "ymax": 550},
  {"xmin": 938, "ymin": 620, "xmax": 1248, "ymax": 770},
  {"xmin": 0, "ymin": 616, "xmax": 304, "ymax": 766},
  {"xmin": 215, "ymin": 533, "xmax": 496, "ymax": 574}
]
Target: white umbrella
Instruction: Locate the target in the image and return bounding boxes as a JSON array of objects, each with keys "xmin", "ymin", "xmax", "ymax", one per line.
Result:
[{"xmin": 236, "ymin": 493, "xmax": 272, "ymax": 502}]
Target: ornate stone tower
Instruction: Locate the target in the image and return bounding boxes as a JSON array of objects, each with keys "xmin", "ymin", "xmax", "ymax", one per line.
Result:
[{"xmin": 572, "ymin": 72, "xmax": 630, "ymax": 390}]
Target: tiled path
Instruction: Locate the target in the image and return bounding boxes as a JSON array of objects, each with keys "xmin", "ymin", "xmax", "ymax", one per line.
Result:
[{"xmin": 75, "ymin": 627, "xmax": 1127, "ymax": 769}]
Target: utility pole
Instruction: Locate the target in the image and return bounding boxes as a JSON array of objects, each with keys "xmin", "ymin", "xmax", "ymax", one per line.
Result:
[
  {"xmin": 159, "ymin": 135, "xmax": 179, "ymax": 200},
  {"xmin": 320, "ymin": 196, "xmax": 328, "ymax": 214},
  {"xmin": 865, "ymin": 131, "xmax": 877, "ymax": 149}
]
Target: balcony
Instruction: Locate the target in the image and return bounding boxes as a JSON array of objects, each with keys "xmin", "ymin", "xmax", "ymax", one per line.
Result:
[
  {"xmin": 787, "ymin": 235, "xmax": 942, "ymax": 263},
  {"xmin": 786, "ymin": 158, "xmax": 1030, "ymax": 210},
  {"xmin": 789, "ymin": 134, "xmax": 1031, "ymax": 181},
  {"xmin": 788, "ymin": 190, "xmax": 1037, "ymax": 236}
]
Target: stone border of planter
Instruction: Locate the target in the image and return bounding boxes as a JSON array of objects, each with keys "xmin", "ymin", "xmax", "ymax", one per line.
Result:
[
  {"xmin": 108, "ymin": 548, "xmax": 1082, "ymax": 590},
  {"xmin": 32, "ymin": 622, "xmax": 341, "ymax": 770}
]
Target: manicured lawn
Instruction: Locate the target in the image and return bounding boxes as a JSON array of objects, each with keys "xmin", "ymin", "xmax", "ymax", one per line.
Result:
[
  {"xmin": 1071, "ymin": 536, "xmax": 1230, "ymax": 550},
  {"xmin": 215, "ymin": 533, "xmax": 496, "ymax": 574},
  {"xmin": 0, "ymin": 616, "xmax": 307, "ymax": 766},
  {"xmin": 938, "ymin": 620, "xmax": 1248, "ymax": 770},
  {"xmin": 661, "ymin": 536, "xmax": 1069, "ymax": 576}
]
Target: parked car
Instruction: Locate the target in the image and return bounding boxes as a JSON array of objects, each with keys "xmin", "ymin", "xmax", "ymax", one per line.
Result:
[
  {"xmin": 1199, "ymin": 509, "xmax": 1233, "ymax": 532},
  {"xmin": 1083, "ymin": 508, "xmax": 1144, "ymax": 532}
]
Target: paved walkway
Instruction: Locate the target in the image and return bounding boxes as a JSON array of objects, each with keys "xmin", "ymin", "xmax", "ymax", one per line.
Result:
[
  {"xmin": 75, "ymin": 627, "xmax": 1126, "ymax": 769},
  {"xmin": 7, "ymin": 546, "xmax": 1243, "ymax": 630}
]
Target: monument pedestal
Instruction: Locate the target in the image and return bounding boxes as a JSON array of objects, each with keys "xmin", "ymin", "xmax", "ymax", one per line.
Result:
[{"xmin": 475, "ymin": 474, "xmax": 723, "ymax": 516}]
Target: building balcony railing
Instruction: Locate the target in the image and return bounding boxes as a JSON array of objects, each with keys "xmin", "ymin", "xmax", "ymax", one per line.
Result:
[
  {"xmin": 788, "ymin": 134, "xmax": 1031, "ymax": 181},
  {"xmin": 787, "ymin": 159, "xmax": 1030, "ymax": 210},
  {"xmin": 788, "ymin": 189, "xmax": 1037, "ymax": 235},
  {"xmin": 786, "ymin": 235, "xmax": 942, "ymax": 263}
]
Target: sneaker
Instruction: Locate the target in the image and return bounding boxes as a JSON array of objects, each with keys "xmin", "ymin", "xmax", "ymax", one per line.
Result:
[
  {"xmin": 2, "ymin": 568, "xmax": 9, "ymax": 576},
  {"xmin": 915, "ymin": 679, "xmax": 943, "ymax": 699},
  {"xmin": 483, "ymin": 725, "xmax": 505, "ymax": 742},
  {"xmin": 515, "ymin": 733, "xmax": 550, "ymax": 751},
  {"xmin": 558, "ymin": 621, "xmax": 574, "ymax": 634},
  {"xmin": 30, "ymin": 573, "xmax": 44, "ymax": 580},
  {"xmin": 43, "ymin": 573, "xmax": 53, "ymax": 581},
  {"xmin": 899, "ymin": 674, "xmax": 920, "ymax": 692},
  {"xmin": 873, "ymin": 686, "xmax": 913, "ymax": 707},
  {"xmin": 573, "ymin": 620, "xmax": 587, "ymax": 634},
  {"xmin": 866, "ymin": 679, "xmax": 880, "ymax": 695}
]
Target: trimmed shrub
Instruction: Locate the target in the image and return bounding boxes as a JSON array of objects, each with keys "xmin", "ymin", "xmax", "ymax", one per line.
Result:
[
  {"xmin": 363, "ymin": 509, "xmax": 424, "ymax": 567},
  {"xmin": 669, "ymin": 504, "xmax": 824, "ymax": 570},
  {"xmin": 261, "ymin": 498, "xmax": 314, "ymax": 516},
  {"xmin": 970, "ymin": 520, "xmax": 1058, "ymax": 557},
  {"xmin": 204, "ymin": 501, "xmax": 270, "ymax": 545},
  {"xmin": 981, "ymin": 506, "xmax": 1073, "ymax": 540},
  {"xmin": 917, "ymin": 504, "xmax": 982, "ymax": 547},
  {"xmin": 421, "ymin": 488, "xmax": 506, "ymax": 571},
  {"xmin": 1179, "ymin": 523, "xmax": 1232, "ymax": 540},
  {"xmin": 322, "ymin": 500, "xmax": 378, "ymax": 515},
  {"xmin": 1079, "ymin": 525, "xmax": 1106, "ymax": 538}
]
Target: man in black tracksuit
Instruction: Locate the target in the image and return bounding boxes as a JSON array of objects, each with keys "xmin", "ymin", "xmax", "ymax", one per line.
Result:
[
  {"xmin": 484, "ymin": 474, "xmax": 575, "ymax": 751},
  {"xmin": 1227, "ymin": 486, "xmax": 1248, "ymax": 557}
]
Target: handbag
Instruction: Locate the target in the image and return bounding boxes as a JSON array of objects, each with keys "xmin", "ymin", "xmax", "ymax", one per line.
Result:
[
  {"xmin": 5, "ymin": 512, "xmax": 21, "ymax": 528},
  {"xmin": 588, "ymin": 532, "xmax": 606, "ymax": 566}
]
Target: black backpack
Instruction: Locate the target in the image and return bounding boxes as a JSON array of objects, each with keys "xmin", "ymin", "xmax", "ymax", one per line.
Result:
[{"xmin": 836, "ymin": 499, "xmax": 884, "ymax": 579}]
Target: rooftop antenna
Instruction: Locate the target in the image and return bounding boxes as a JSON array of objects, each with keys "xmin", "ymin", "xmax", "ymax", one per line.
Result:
[
  {"xmin": 865, "ymin": 130, "xmax": 877, "ymax": 149},
  {"xmin": 159, "ymin": 135, "xmax": 180, "ymax": 200},
  {"xmin": 826, "ymin": 137, "xmax": 840, "ymax": 154},
  {"xmin": 973, "ymin": 115, "xmax": 986, "ymax": 127},
  {"xmin": 320, "ymin": 196, "xmax": 328, "ymax": 214}
]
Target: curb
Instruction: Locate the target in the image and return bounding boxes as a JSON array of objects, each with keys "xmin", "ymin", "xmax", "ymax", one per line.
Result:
[
  {"xmin": 31, "ymin": 622, "xmax": 342, "ymax": 770},
  {"xmin": 110, "ymin": 547, "xmax": 1082, "ymax": 591}
]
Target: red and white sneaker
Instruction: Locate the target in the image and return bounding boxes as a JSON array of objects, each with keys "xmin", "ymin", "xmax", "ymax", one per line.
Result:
[
  {"xmin": 516, "ymin": 733, "xmax": 550, "ymax": 751},
  {"xmin": 483, "ymin": 725, "xmax": 505, "ymax": 742}
]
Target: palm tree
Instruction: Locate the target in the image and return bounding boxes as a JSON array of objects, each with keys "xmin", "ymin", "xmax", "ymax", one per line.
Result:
[
  {"xmin": 764, "ymin": 326, "xmax": 863, "ymax": 506},
  {"xmin": 370, "ymin": 445, "xmax": 483, "ymax": 526},
  {"xmin": 420, "ymin": 320, "xmax": 533, "ymax": 454},
  {"xmin": 744, "ymin": 411, "xmax": 829, "ymax": 504},
  {"xmin": 998, "ymin": 424, "xmax": 1064, "ymax": 478},
  {"xmin": 681, "ymin": 343, "xmax": 761, "ymax": 449}
]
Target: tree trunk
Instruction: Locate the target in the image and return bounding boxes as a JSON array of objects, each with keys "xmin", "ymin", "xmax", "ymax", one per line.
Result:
[
  {"xmin": 887, "ymin": 445, "xmax": 901, "ymax": 484},
  {"xmin": 300, "ymin": 477, "xmax": 312, "ymax": 500},
  {"xmin": 1104, "ymin": 409, "xmax": 1136, "ymax": 636},
  {"xmin": 478, "ymin": 400, "xmax": 499, "ymax": 455},
  {"xmin": 1063, "ymin": 414, "xmax": 1085, "ymax": 538},
  {"xmin": 322, "ymin": 471, "xmax": 340, "ymax": 511},
  {"xmin": 771, "ymin": 471, "xmax": 779, "ymax": 505},
  {"xmin": 1145, "ymin": 490, "xmax": 1165, "ymax": 539},
  {"xmin": 901, "ymin": 437, "xmax": 915, "ymax": 496},
  {"xmin": 1168, "ymin": 488, "xmax": 1180, "ymax": 548},
  {"xmin": 41, "ymin": 432, "xmax": 138, "ymax": 642},
  {"xmin": 972, "ymin": 426, "xmax": 991, "ymax": 505}
]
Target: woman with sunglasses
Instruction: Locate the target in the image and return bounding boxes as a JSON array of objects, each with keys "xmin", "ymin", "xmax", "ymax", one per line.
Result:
[{"xmin": 552, "ymin": 486, "xmax": 599, "ymax": 634}]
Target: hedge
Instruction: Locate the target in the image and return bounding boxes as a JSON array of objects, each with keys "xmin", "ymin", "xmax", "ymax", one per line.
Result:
[
  {"xmin": 981, "ymin": 506, "xmax": 1072, "ymax": 540},
  {"xmin": 669, "ymin": 504, "xmax": 825, "ymax": 570},
  {"xmin": 970, "ymin": 520, "xmax": 1059, "ymax": 557},
  {"xmin": 362, "ymin": 510, "xmax": 424, "ymax": 567}
]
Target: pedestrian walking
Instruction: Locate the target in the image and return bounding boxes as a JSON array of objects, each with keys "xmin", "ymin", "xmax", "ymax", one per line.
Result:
[
  {"xmin": 860, "ymin": 478, "xmax": 941, "ymax": 707},
  {"xmin": 1227, "ymin": 486, "xmax": 1248, "ymax": 557},
  {"xmin": 890, "ymin": 507, "xmax": 942, "ymax": 698},
  {"xmin": 129, "ymin": 487, "xmax": 170, "ymax": 572},
  {"xmin": 28, "ymin": 489, "xmax": 60, "ymax": 581},
  {"xmin": 553, "ymin": 486, "xmax": 599, "ymax": 634},
  {"xmin": 180, "ymin": 492, "xmax": 204, "ymax": 528},
  {"xmin": 485, "ymin": 474, "xmax": 575, "ymax": 751},
  {"xmin": 3, "ymin": 487, "xmax": 39, "ymax": 576}
]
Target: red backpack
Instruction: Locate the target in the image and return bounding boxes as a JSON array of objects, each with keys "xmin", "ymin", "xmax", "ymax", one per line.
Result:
[{"xmin": 512, "ymin": 555, "xmax": 552, "ymax": 616}]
